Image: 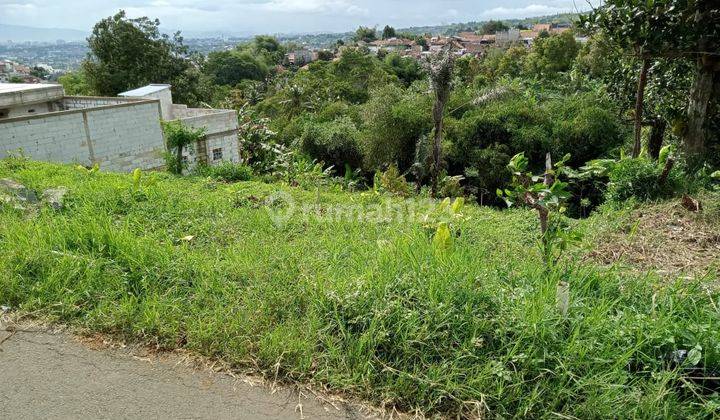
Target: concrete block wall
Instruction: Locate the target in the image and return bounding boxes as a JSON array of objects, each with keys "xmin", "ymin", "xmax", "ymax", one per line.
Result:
[
  {"xmin": 0, "ymin": 112, "xmax": 87, "ymax": 163},
  {"xmin": 61, "ymin": 97, "xmax": 140, "ymax": 110},
  {"xmin": 6, "ymin": 101, "xmax": 54, "ymax": 119},
  {"xmin": 146, "ymin": 89, "xmax": 173, "ymax": 120},
  {"xmin": 171, "ymin": 105, "xmax": 221, "ymax": 119},
  {"xmin": 204, "ymin": 133, "xmax": 240, "ymax": 165},
  {"xmin": 174, "ymin": 109, "xmax": 240, "ymax": 167},
  {"xmin": 85, "ymin": 102, "xmax": 166, "ymax": 172},
  {"xmin": 0, "ymin": 100, "xmax": 165, "ymax": 172},
  {"xmin": 120, "ymin": 86, "xmax": 173, "ymax": 120}
]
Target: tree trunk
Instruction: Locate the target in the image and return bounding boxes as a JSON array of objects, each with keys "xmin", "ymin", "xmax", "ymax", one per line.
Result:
[
  {"xmin": 683, "ymin": 1, "xmax": 719, "ymax": 162},
  {"xmin": 175, "ymin": 145, "xmax": 184, "ymax": 175},
  {"xmin": 539, "ymin": 153, "xmax": 553, "ymax": 236},
  {"xmin": 648, "ymin": 119, "xmax": 667, "ymax": 160},
  {"xmin": 684, "ymin": 57, "xmax": 717, "ymax": 158},
  {"xmin": 632, "ymin": 58, "xmax": 651, "ymax": 158},
  {"xmin": 430, "ymin": 100, "xmax": 444, "ymax": 197},
  {"xmin": 658, "ymin": 157, "xmax": 675, "ymax": 186}
]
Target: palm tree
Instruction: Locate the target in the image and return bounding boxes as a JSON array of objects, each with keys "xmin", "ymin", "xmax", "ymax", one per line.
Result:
[{"xmin": 426, "ymin": 45, "xmax": 455, "ymax": 197}]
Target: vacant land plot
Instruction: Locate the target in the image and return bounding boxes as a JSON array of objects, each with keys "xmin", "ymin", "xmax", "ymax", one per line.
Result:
[{"xmin": 1, "ymin": 159, "xmax": 718, "ymax": 417}]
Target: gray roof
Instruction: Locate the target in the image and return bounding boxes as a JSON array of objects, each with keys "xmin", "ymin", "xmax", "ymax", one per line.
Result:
[
  {"xmin": 0, "ymin": 83, "xmax": 60, "ymax": 95},
  {"xmin": 0, "ymin": 83, "xmax": 65, "ymax": 108},
  {"xmin": 118, "ymin": 84, "xmax": 171, "ymax": 97}
]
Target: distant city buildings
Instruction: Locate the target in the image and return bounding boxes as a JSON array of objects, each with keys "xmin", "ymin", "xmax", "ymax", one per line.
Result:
[
  {"xmin": 351, "ymin": 22, "xmax": 579, "ymax": 61},
  {"xmin": 285, "ymin": 49, "xmax": 317, "ymax": 66},
  {"xmin": 0, "ymin": 59, "xmax": 61, "ymax": 83},
  {"xmin": 0, "ymin": 21, "xmax": 582, "ymax": 79}
]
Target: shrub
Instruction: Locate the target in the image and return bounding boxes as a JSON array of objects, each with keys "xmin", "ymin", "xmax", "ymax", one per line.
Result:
[
  {"xmin": 606, "ymin": 158, "xmax": 683, "ymax": 203},
  {"xmin": 375, "ymin": 164, "xmax": 412, "ymax": 197},
  {"xmin": 204, "ymin": 50, "xmax": 269, "ymax": 86},
  {"xmin": 462, "ymin": 143, "xmax": 513, "ymax": 205},
  {"xmin": 438, "ymin": 174, "xmax": 465, "ymax": 198},
  {"xmin": 549, "ymin": 103, "xmax": 624, "ymax": 167},
  {"xmin": 445, "ymin": 92, "xmax": 626, "ymax": 206},
  {"xmin": 237, "ymin": 107, "xmax": 280, "ymax": 174},
  {"xmin": 300, "ymin": 116, "xmax": 363, "ymax": 172},
  {"xmin": 162, "ymin": 121, "xmax": 206, "ymax": 175},
  {"xmin": 360, "ymin": 85, "xmax": 431, "ymax": 172},
  {"xmin": 195, "ymin": 162, "xmax": 254, "ymax": 182}
]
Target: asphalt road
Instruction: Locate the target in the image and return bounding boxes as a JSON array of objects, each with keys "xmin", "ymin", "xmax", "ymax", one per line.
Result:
[{"xmin": 0, "ymin": 327, "xmax": 368, "ymax": 420}]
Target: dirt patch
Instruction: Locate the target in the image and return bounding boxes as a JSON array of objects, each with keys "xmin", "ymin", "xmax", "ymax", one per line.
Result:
[{"xmin": 587, "ymin": 194, "xmax": 720, "ymax": 280}]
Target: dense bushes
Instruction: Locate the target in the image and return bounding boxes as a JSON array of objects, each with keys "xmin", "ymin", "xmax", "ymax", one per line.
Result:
[
  {"xmin": 360, "ymin": 84, "xmax": 431, "ymax": 172},
  {"xmin": 445, "ymin": 93, "xmax": 626, "ymax": 205},
  {"xmin": 606, "ymin": 158, "xmax": 683, "ymax": 202},
  {"xmin": 249, "ymin": 78, "xmax": 628, "ymax": 208},
  {"xmin": 228, "ymin": 42, "xmax": 643, "ymax": 210},
  {"xmin": 300, "ymin": 116, "xmax": 364, "ymax": 171},
  {"xmin": 195, "ymin": 162, "xmax": 254, "ymax": 182},
  {"xmin": 204, "ymin": 50, "xmax": 269, "ymax": 86}
]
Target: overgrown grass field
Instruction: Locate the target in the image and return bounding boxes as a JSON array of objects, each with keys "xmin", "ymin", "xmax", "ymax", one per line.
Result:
[{"xmin": 1, "ymin": 159, "xmax": 719, "ymax": 417}]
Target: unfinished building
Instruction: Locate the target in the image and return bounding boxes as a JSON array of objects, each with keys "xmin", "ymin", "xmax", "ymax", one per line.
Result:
[{"xmin": 0, "ymin": 83, "xmax": 239, "ymax": 172}]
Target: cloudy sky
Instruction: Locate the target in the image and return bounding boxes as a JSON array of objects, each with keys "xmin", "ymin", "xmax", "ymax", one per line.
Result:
[{"xmin": 1, "ymin": 0, "xmax": 594, "ymax": 35}]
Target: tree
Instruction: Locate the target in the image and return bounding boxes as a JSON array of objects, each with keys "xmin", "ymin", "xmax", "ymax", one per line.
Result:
[
  {"xmin": 253, "ymin": 35, "xmax": 282, "ymax": 53},
  {"xmin": 317, "ymin": 50, "xmax": 334, "ymax": 61},
  {"xmin": 584, "ymin": 0, "xmax": 720, "ymax": 161},
  {"xmin": 383, "ymin": 52, "xmax": 424, "ymax": 86},
  {"xmin": 279, "ymin": 85, "xmax": 313, "ymax": 117},
  {"xmin": 584, "ymin": 1, "xmax": 679, "ymax": 157},
  {"xmin": 480, "ymin": 20, "xmax": 509, "ymax": 35},
  {"xmin": 354, "ymin": 26, "xmax": 377, "ymax": 43},
  {"xmin": 525, "ymin": 31, "xmax": 580, "ymax": 77},
  {"xmin": 58, "ymin": 71, "xmax": 94, "ymax": 96},
  {"xmin": 30, "ymin": 66, "xmax": 49, "ymax": 79},
  {"xmin": 427, "ymin": 46, "xmax": 455, "ymax": 197},
  {"xmin": 361, "ymin": 84, "xmax": 431, "ymax": 172},
  {"xmin": 416, "ymin": 37, "xmax": 429, "ymax": 51},
  {"xmin": 83, "ymin": 11, "xmax": 197, "ymax": 100},
  {"xmin": 575, "ymin": 33, "xmax": 616, "ymax": 79},
  {"xmin": 577, "ymin": 34, "xmax": 695, "ymax": 161},
  {"xmin": 381, "ymin": 25, "xmax": 397, "ymax": 40},
  {"xmin": 251, "ymin": 35, "xmax": 286, "ymax": 65},
  {"xmin": 204, "ymin": 50, "xmax": 269, "ymax": 86},
  {"xmin": 330, "ymin": 47, "xmax": 391, "ymax": 103},
  {"xmin": 494, "ymin": 46, "xmax": 529, "ymax": 79}
]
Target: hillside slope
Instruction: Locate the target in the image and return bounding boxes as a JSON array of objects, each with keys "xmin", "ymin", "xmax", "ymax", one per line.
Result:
[
  {"xmin": 0, "ymin": 24, "xmax": 87, "ymax": 42},
  {"xmin": 0, "ymin": 160, "xmax": 718, "ymax": 417}
]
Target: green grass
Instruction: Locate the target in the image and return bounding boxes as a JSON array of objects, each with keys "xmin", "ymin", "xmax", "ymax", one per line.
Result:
[{"xmin": 1, "ymin": 159, "xmax": 719, "ymax": 417}]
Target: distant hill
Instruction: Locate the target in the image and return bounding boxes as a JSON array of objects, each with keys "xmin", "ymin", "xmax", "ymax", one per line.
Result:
[
  {"xmin": 398, "ymin": 13, "xmax": 582, "ymax": 36},
  {"xmin": 0, "ymin": 24, "xmax": 87, "ymax": 43},
  {"xmin": 0, "ymin": 12, "xmax": 583, "ymax": 48}
]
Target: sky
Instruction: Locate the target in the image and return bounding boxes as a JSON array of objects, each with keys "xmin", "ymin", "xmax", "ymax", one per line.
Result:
[{"xmin": 0, "ymin": 0, "xmax": 595, "ymax": 35}]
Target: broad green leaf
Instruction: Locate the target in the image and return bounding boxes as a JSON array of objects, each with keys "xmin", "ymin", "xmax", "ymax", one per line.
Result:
[
  {"xmin": 132, "ymin": 168, "xmax": 142, "ymax": 186},
  {"xmin": 658, "ymin": 145, "xmax": 672, "ymax": 166},
  {"xmin": 432, "ymin": 222, "xmax": 452, "ymax": 251},
  {"xmin": 451, "ymin": 197, "xmax": 465, "ymax": 214},
  {"xmin": 687, "ymin": 345, "xmax": 702, "ymax": 366}
]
